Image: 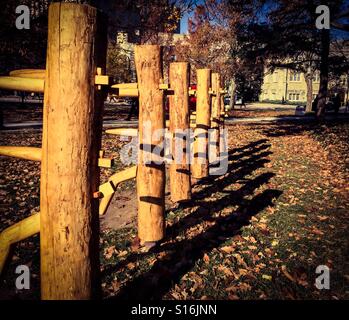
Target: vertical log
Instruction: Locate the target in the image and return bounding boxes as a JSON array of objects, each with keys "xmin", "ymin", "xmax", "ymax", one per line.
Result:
[
  {"xmin": 210, "ymin": 73, "xmax": 221, "ymax": 163},
  {"xmin": 169, "ymin": 62, "xmax": 191, "ymax": 202},
  {"xmin": 40, "ymin": 3, "xmax": 107, "ymax": 300},
  {"xmin": 135, "ymin": 45, "xmax": 165, "ymax": 244},
  {"xmin": 191, "ymin": 68, "xmax": 211, "ymax": 180}
]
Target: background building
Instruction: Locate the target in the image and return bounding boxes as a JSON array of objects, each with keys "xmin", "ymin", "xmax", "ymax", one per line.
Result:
[{"xmin": 260, "ymin": 68, "xmax": 322, "ymax": 103}]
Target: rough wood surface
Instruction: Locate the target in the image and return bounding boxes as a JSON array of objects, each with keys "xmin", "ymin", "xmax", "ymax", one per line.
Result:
[
  {"xmin": 134, "ymin": 45, "xmax": 165, "ymax": 243},
  {"xmin": 169, "ymin": 62, "xmax": 191, "ymax": 202},
  {"xmin": 191, "ymin": 68, "xmax": 211, "ymax": 179},
  {"xmin": 210, "ymin": 73, "xmax": 221, "ymax": 163},
  {"xmin": 40, "ymin": 3, "xmax": 107, "ymax": 300}
]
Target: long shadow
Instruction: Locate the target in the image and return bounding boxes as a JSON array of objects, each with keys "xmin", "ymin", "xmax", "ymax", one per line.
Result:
[
  {"xmin": 101, "ymin": 140, "xmax": 271, "ymax": 274},
  {"xmin": 104, "ymin": 138, "xmax": 282, "ymax": 300},
  {"xmin": 252, "ymin": 118, "xmax": 349, "ymax": 138}
]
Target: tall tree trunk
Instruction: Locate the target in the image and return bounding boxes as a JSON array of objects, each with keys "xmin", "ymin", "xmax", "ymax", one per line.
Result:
[
  {"xmin": 305, "ymin": 71, "xmax": 313, "ymax": 113},
  {"xmin": 316, "ymin": 29, "xmax": 330, "ymax": 118},
  {"xmin": 229, "ymin": 78, "xmax": 235, "ymax": 110}
]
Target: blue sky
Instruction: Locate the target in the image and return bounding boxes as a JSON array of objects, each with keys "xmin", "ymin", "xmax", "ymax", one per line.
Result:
[
  {"xmin": 180, "ymin": 12, "xmax": 191, "ymax": 34},
  {"xmin": 180, "ymin": 2, "xmax": 349, "ymax": 39}
]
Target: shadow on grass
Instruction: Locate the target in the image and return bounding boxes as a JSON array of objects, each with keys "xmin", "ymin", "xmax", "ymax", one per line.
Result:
[
  {"xmin": 105, "ymin": 138, "xmax": 282, "ymax": 300},
  {"xmin": 255, "ymin": 118, "xmax": 349, "ymax": 138}
]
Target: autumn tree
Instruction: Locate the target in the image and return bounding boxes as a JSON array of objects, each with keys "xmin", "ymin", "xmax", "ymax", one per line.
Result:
[
  {"xmin": 174, "ymin": 2, "xmax": 240, "ymax": 85},
  {"xmin": 239, "ymin": 0, "xmax": 349, "ymax": 115}
]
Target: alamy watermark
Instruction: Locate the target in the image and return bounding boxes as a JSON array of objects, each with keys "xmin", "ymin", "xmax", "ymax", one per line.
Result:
[
  {"xmin": 15, "ymin": 5, "xmax": 30, "ymax": 30},
  {"xmin": 118, "ymin": 122, "xmax": 229, "ymax": 176},
  {"xmin": 315, "ymin": 265, "xmax": 330, "ymax": 290},
  {"xmin": 316, "ymin": 5, "xmax": 330, "ymax": 30},
  {"xmin": 15, "ymin": 265, "xmax": 30, "ymax": 290}
]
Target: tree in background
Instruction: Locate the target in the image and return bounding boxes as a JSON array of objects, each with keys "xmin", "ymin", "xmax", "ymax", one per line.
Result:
[
  {"xmin": 174, "ymin": 0, "xmax": 263, "ymax": 99},
  {"xmin": 106, "ymin": 42, "xmax": 134, "ymax": 84},
  {"xmin": 238, "ymin": 0, "xmax": 349, "ymax": 116},
  {"xmin": 100, "ymin": 0, "xmax": 194, "ymax": 83},
  {"xmin": 174, "ymin": 4, "xmax": 235, "ymax": 83},
  {"xmin": 0, "ymin": 0, "xmax": 48, "ymax": 73}
]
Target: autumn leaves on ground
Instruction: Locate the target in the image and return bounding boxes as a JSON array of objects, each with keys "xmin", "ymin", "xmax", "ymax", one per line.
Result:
[{"xmin": 1, "ymin": 118, "xmax": 348, "ymax": 300}]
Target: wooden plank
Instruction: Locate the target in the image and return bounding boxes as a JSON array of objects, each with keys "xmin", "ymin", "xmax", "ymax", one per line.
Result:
[
  {"xmin": 99, "ymin": 166, "xmax": 137, "ymax": 216},
  {"xmin": 0, "ymin": 76, "xmax": 44, "ymax": 92},
  {"xmin": 106, "ymin": 128, "xmax": 138, "ymax": 137},
  {"xmin": 0, "ymin": 213, "xmax": 40, "ymax": 275},
  {"xmin": 0, "ymin": 146, "xmax": 41, "ymax": 161},
  {"xmin": 114, "ymin": 88, "xmax": 139, "ymax": 97},
  {"xmin": 111, "ymin": 82, "xmax": 138, "ymax": 89},
  {"xmin": 9, "ymin": 69, "xmax": 46, "ymax": 79}
]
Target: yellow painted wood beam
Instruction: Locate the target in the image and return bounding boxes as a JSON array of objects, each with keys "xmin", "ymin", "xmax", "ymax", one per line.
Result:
[
  {"xmin": 0, "ymin": 213, "xmax": 40, "ymax": 275},
  {"xmin": 106, "ymin": 128, "xmax": 138, "ymax": 137},
  {"xmin": 111, "ymin": 83, "xmax": 196, "ymax": 97},
  {"xmin": 0, "ymin": 76, "xmax": 44, "ymax": 93},
  {"xmin": 9, "ymin": 69, "xmax": 46, "ymax": 80},
  {"xmin": 0, "ymin": 146, "xmax": 42, "ymax": 161},
  {"xmin": 111, "ymin": 82, "xmax": 138, "ymax": 89},
  {"xmin": 99, "ymin": 166, "xmax": 137, "ymax": 216},
  {"xmin": 113, "ymin": 88, "xmax": 139, "ymax": 97}
]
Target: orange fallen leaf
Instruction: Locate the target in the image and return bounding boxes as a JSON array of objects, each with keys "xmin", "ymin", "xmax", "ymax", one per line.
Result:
[
  {"xmin": 220, "ymin": 246, "xmax": 234, "ymax": 254},
  {"xmin": 203, "ymin": 253, "xmax": 210, "ymax": 264}
]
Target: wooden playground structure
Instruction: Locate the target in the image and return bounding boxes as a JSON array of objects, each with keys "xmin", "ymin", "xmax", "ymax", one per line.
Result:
[{"xmin": 0, "ymin": 3, "xmax": 227, "ymax": 299}]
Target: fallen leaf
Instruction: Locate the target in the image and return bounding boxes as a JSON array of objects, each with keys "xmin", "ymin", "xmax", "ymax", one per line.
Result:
[
  {"xmin": 281, "ymin": 265, "xmax": 296, "ymax": 283},
  {"xmin": 203, "ymin": 253, "xmax": 210, "ymax": 264},
  {"xmin": 271, "ymin": 240, "xmax": 279, "ymax": 247},
  {"xmin": 104, "ymin": 246, "xmax": 115, "ymax": 259},
  {"xmin": 220, "ymin": 246, "xmax": 234, "ymax": 254}
]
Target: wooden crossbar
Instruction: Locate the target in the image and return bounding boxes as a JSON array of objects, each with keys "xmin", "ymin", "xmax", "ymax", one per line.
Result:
[
  {"xmin": 99, "ymin": 166, "xmax": 137, "ymax": 216},
  {"xmin": 0, "ymin": 213, "xmax": 40, "ymax": 275},
  {"xmin": 0, "ymin": 76, "xmax": 44, "ymax": 93},
  {"xmin": 9, "ymin": 69, "xmax": 45, "ymax": 79},
  {"xmin": 0, "ymin": 146, "xmax": 42, "ymax": 161}
]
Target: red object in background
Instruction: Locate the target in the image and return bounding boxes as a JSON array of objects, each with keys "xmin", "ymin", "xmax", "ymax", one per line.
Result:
[
  {"xmin": 165, "ymin": 84, "xmax": 197, "ymax": 112},
  {"xmin": 189, "ymin": 84, "xmax": 197, "ymax": 111}
]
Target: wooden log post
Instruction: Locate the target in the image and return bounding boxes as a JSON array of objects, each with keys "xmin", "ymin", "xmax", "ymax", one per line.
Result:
[
  {"xmin": 169, "ymin": 62, "xmax": 191, "ymax": 202},
  {"xmin": 210, "ymin": 73, "xmax": 222, "ymax": 163},
  {"xmin": 191, "ymin": 68, "xmax": 211, "ymax": 180},
  {"xmin": 40, "ymin": 3, "xmax": 107, "ymax": 300},
  {"xmin": 134, "ymin": 45, "xmax": 166, "ymax": 245}
]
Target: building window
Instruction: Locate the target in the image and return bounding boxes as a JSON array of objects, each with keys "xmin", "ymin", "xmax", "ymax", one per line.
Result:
[
  {"xmin": 289, "ymin": 92, "xmax": 301, "ymax": 101},
  {"xmin": 290, "ymin": 72, "xmax": 301, "ymax": 81}
]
